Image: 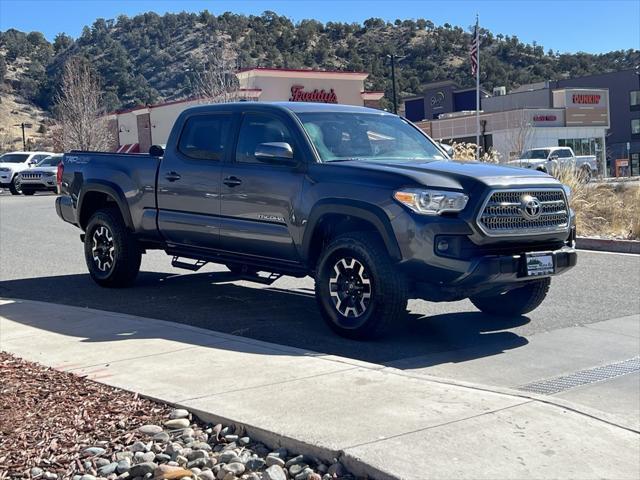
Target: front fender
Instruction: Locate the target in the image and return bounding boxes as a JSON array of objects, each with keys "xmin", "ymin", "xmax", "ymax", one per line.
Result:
[{"xmin": 301, "ymin": 199, "xmax": 402, "ymax": 261}]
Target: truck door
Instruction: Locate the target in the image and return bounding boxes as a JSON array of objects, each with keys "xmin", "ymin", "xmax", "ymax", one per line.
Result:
[
  {"xmin": 157, "ymin": 112, "xmax": 233, "ymax": 249},
  {"xmin": 219, "ymin": 111, "xmax": 304, "ymax": 261}
]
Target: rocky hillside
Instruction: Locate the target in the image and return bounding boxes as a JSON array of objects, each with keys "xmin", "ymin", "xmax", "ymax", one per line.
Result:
[{"xmin": 1, "ymin": 10, "xmax": 638, "ymax": 135}]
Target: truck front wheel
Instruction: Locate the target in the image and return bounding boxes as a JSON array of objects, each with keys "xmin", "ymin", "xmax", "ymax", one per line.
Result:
[
  {"xmin": 84, "ymin": 207, "xmax": 141, "ymax": 288},
  {"xmin": 470, "ymin": 278, "xmax": 551, "ymax": 316},
  {"xmin": 315, "ymin": 232, "xmax": 408, "ymax": 339}
]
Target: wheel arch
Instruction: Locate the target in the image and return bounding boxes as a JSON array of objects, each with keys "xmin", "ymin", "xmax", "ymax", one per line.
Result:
[
  {"xmin": 78, "ymin": 181, "xmax": 133, "ymax": 231},
  {"xmin": 302, "ymin": 200, "xmax": 402, "ymax": 269}
]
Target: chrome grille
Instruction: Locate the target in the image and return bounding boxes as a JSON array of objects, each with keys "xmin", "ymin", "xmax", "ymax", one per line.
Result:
[
  {"xmin": 21, "ymin": 173, "xmax": 42, "ymax": 180},
  {"xmin": 478, "ymin": 189, "xmax": 569, "ymax": 236}
]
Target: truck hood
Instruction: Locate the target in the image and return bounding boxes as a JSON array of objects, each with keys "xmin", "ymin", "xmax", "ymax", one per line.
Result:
[
  {"xmin": 0, "ymin": 162, "xmax": 24, "ymax": 170},
  {"xmin": 23, "ymin": 167, "xmax": 57, "ymax": 174},
  {"xmin": 339, "ymin": 159, "xmax": 560, "ymax": 190},
  {"xmin": 507, "ymin": 159, "xmax": 546, "ymax": 166}
]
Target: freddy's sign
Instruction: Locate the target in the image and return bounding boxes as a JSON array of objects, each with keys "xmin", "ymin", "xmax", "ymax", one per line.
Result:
[{"xmin": 289, "ymin": 85, "xmax": 338, "ymax": 103}]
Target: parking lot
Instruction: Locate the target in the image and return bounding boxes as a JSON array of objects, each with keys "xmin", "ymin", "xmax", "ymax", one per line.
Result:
[{"xmin": 1, "ymin": 192, "xmax": 639, "ymax": 429}]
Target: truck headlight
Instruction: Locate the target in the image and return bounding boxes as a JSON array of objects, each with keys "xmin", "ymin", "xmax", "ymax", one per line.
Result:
[
  {"xmin": 562, "ymin": 184, "xmax": 572, "ymax": 202},
  {"xmin": 394, "ymin": 189, "xmax": 469, "ymax": 215}
]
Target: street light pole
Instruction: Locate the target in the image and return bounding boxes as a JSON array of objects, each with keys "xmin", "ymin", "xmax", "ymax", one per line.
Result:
[
  {"xmin": 13, "ymin": 123, "xmax": 27, "ymax": 150},
  {"xmin": 20, "ymin": 123, "xmax": 26, "ymax": 151},
  {"xmin": 390, "ymin": 54, "xmax": 397, "ymax": 114}
]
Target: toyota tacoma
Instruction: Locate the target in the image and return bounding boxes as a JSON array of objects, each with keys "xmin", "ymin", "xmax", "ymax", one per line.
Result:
[{"xmin": 56, "ymin": 102, "xmax": 577, "ymax": 339}]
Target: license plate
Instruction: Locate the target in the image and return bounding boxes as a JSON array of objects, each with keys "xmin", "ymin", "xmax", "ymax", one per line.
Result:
[{"xmin": 525, "ymin": 252, "xmax": 555, "ymax": 276}]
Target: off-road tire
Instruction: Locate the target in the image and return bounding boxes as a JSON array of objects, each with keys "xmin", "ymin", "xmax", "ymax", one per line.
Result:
[
  {"xmin": 470, "ymin": 278, "xmax": 551, "ymax": 316},
  {"xmin": 315, "ymin": 232, "xmax": 408, "ymax": 339},
  {"xmin": 84, "ymin": 207, "xmax": 141, "ymax": 288},
  {"xmin": 9, "ymin": 176, "xmax": 21, "ymax": 195}
]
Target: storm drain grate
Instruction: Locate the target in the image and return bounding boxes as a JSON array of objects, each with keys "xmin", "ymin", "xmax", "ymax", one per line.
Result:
[{"xmin": 518, "ymin": 356, "xmax": 640, "ymax": 395}]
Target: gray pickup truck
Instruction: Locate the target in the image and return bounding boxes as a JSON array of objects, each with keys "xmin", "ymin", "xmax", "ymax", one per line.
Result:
[{"xmin": 56, "ymin": 102, "xmax": 577, "ymax": 339}]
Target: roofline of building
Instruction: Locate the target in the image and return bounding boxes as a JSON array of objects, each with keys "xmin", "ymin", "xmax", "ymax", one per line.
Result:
[
  {"xmin": 236, "ymin": 67, "xmax": 369, "ymax": 80},
  {"xmin": 237, "ymin": 66, "xmax": 368, "ymax": 75},
  {"xmin": 109, "ymin": 90, "xmax": 264, "ymax": 115}
]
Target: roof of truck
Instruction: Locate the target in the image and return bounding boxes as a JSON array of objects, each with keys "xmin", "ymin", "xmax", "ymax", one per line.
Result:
[{"xmin": 183, "ymin": 101, "xmax": 392, "ymax": 115}]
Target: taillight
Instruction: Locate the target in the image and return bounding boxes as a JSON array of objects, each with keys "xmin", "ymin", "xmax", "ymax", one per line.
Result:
[{"xmin": 56, "ymin": 162, "xmax": 64, "ymax": 188}]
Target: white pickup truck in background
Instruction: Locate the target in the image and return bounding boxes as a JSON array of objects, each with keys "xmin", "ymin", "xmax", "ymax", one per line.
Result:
[{"xmin": 508, "ymin": 147, "xmax": 598, "ymax": 182}]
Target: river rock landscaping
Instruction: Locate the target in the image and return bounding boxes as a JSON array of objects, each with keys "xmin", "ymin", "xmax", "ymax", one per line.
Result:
[{"xmin": 0, "ymin": 352, "xmax": 354, "ymax": 480}]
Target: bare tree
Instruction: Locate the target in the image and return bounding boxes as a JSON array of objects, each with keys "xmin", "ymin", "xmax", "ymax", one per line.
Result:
[
  {"xmin": 55, "ymin": 59, "xmax": 114, "ymax": 151},
  {"xmin": 505, "ymin": 111, "xmax": 534, "ymax": 162},
  {"xmin": 195, "ymin": 48, "xmax": 240, "ymax": 103}
]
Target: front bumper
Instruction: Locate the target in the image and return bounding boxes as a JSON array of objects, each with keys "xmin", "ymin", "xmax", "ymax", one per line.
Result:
[
  {"xmin": 19, "ymin": 178, "xmax": 57, "ymax": 190},
  {"xmin": 411, "ymin": 246, "xmax": 577, "ymax": 301}
]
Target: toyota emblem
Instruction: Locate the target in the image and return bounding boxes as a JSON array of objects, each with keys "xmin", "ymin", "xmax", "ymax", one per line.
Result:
[{"xmin": 520, "ymin": 195, "xmax": 542, "ymax": 220}]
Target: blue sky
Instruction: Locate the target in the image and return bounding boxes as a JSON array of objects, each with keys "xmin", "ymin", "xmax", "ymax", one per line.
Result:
[{"xmin": 0, "ymin": 0, "xmax": 638, "ymax": 54}]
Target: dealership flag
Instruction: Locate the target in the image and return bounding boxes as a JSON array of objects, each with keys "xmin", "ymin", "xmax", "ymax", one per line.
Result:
[
  {"xmin": 470, "ymin": 21, "xmax": 479, "ymax": 75},
  {"xmin": 471, "ymin": 16, "xmax": 480, "ymax": 158}
]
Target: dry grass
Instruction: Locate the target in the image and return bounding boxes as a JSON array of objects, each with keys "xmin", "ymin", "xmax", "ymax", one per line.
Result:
[{"xmin": 554, "ymin": 165, "xmax": 640, "ymax": 240}]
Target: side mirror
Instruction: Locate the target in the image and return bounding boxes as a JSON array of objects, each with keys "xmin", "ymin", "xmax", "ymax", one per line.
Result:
[
  {"xmin": 149, "ymin": 145, "xmax": 164, "ymax": 157},
  {"xmin": 549, "ymin": 154, "xmax": 559, "ymax": 161},
  {"xmin": 254, "ymin": 142, "xmax": 296, "ymax": 165}
]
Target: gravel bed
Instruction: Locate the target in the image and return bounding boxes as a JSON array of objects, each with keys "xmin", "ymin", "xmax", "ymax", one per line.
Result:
[{"xmin": 0, "ymin": 353, "xmax": 355, "ymax": 480}]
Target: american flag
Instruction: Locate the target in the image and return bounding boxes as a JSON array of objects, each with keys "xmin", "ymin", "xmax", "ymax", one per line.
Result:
[{"xmin": 470, "ymin": 22, "xmax": 479, "ymax": 76}]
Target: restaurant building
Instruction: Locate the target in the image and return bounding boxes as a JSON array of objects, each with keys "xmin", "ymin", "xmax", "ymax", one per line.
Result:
[
  {"xmin": 107, "ymin": 67, "xmax": 384, "ymax": 153},
  {"xmin": 405, "ymin": 69, "xmax": 639, "ymax": 176}
]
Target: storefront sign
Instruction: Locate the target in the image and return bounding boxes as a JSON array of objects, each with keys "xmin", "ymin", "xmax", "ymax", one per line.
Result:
[
  {"xmin": 533, "ymin": 115, "xmax": 557, "ymax": 122},
  {"xmin": 572, "ymin": 94, "xmax": 601, "ymax": 105},
  {"xmin": 430, "ymin": 91, "xmax": 445, "ymax": 108},
  {"xmin": 289, "ymin": 85, "xmax": 338, "ymax": 103}
]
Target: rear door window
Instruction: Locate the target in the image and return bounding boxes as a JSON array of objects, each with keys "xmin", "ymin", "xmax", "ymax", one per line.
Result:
[{"xmin": 178, "ymin": 114, "xmax": 232, "ymax": 161}]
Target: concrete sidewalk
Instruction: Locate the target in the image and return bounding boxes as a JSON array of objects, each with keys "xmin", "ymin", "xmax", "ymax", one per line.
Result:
[{"xmin": 1, "ymin": 298, "xmax": 638, "ymax": 480}]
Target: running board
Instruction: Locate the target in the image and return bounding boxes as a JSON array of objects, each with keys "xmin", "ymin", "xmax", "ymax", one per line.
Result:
[
  {"xmin": 237, "ymin": 272, "xmax": 282, "ymax": 285},
  {"xmin": 171, "ymin": 256, "xmax": 208, "ymax": 271}
]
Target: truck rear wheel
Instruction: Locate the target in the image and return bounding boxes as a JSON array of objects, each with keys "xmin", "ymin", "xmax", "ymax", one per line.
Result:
[
  {"xmin": 470, "ymin": 278, "xmax": 551, "ymax": 316},
  {"xmin": 315, "ymin": 232, "xmax": 408, "ymax": 339},
  {"xmin": 84, "ymin": 207, "xmax": 141, "ymax": 288}
]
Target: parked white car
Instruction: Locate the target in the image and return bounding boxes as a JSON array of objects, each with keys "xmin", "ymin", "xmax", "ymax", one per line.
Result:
[
  {"xmin": 16, "ymin": 154, "xmax": 63, "ymax": 195},
  {"xmin": 0, "ymin": 151, "xmax": 55, "ymax": 194},
  {"xmin": 508, "ymin": 147, "xmax": 598, "ymax": 182}
]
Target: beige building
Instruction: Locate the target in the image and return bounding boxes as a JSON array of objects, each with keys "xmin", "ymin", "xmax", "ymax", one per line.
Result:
[
  {"xmin": 106, "ymin": 67, "xmax": 384, "ymax": 153},
  {"xmin": 418, "ymin": 87, "xmax": 610, "ymax": 173}
]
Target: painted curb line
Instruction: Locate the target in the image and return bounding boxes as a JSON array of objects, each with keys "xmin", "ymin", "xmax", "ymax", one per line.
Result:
[{"xmin": 576, "ymin": 237, "xmax": 640, "ymax": 254}]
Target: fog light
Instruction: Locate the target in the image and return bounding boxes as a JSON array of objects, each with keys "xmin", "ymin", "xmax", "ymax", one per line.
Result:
[{"xmin": 437, "ymin": 239, "xmax": 449, "ymax": 252}]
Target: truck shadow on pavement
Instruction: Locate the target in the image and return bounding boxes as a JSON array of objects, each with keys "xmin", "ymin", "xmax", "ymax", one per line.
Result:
[{"xmin": 0, "ymin": 271, "xmax": 529, "ymax": 366}]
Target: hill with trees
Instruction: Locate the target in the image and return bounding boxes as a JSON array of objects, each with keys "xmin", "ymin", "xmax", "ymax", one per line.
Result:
[{"xmin": 1, "ymin": 10, "xmax": 639, "ymax": 116}]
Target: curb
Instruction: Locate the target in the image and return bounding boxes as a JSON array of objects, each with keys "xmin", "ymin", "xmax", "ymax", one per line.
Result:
[
  {"xmin": 2, "ymin": 298, "xmax": 638, "ymax": 480},
  {"xmin": 576, "ymin": 237, "xmax": 640, "ymax": 254}
]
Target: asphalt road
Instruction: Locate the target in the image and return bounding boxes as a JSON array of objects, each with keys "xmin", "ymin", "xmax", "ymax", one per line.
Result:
[{"xmin": 1, "ymin": 193, "xmax": 638, "ymax": 364}]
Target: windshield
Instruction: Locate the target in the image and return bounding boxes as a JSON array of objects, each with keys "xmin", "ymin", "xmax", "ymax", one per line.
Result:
[
  {"xmin": 36, "ymin": 155, "xmax": 63, "ymax": 167},
  {"xmin": 0, "ymin": 153, "xmax": 29, "ymax": 163},
  {"xmin": 296, "ymin": 112, "xmax": 446, "ymax": 163},
  {"xmin": 521, "ymin": 149, "xmax": 550, "ymax": 160}
]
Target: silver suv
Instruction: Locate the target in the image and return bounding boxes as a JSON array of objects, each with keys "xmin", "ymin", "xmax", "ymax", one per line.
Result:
[{"xmin": 16, "ymin": 154, "xmax": 63, "ymax": 195}]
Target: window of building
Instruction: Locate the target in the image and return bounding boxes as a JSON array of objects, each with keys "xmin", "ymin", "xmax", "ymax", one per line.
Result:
[
  {"xmin": 178, "ymin": 114, "xmax": 232, "ymax": 161},
  {"xmin": 558, "ymin": 137, "xmax": 603, "ymax": 162},
  {"xmin": 630, "ymin": 91, "xmax": 640, "ymax": 108},
  {"xmin": 235, "ymin": 113, "xmax": 295, "ymax": 164},
  {"xmin": 632, "ymin": 119, "xmax": 640, "ymax": 136}
]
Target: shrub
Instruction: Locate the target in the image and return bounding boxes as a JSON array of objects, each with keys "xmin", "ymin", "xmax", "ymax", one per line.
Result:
[{"xmin": 554, "ymin": 164, "xmax": 640, "ymax": 240}]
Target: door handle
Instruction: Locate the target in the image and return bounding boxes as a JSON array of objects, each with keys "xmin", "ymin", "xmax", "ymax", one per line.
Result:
[
  {"xmin": 165, "ymin": 171, "xmax": 181, "ymax": 182},
  {"xmin": 223, "ymin": 176, "xmax": 242, "ymax": 187}
]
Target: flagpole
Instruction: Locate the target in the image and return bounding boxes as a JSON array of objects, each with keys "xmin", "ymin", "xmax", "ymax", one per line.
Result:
[{"xmin": 475, "ymin": 14, "xmax": 480, "ymax": 159}]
